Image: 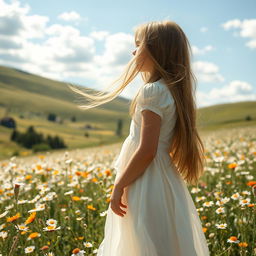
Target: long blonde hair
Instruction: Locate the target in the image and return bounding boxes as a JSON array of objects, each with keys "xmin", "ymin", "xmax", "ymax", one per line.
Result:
[{"xmin": 67, "ymin": 20, "xmax": 206, "ymax": 186}]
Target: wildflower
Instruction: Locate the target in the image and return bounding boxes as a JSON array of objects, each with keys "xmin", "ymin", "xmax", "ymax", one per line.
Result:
[
  {"xmin": 227, "ymin": 236, "xmax": 240, "ymax": 243},
  {"xmin": 27, "ymin": 232, "xmax": 41, "ymax": 240},
  {"xmin": 228, "ymin": 163, "xmax": 237, "ymax": 169},
  {"xmin": 28, "ymin": 203, "xmax": 45, "ymax": 213},
  {"xmin": 239, "ymin": 198, "xmax": 251, "ymax": 206},
  {"xmin": 6, "ymin": 213, "xmax": 21, "ymax": 223},
  {"xmin": 87, "ymin": 204, "xmax": 96, "ymax": 210},
  {"xmin": 0, "ymin": 224, "xmax": 7, "ymax": 230},
  {"xmin": 16, "ymin": 224, "xmax": 29, "ymax": 232},
  {"xmin": 247, "ymin": 181, "xmax": 256, "ymax": 187},
  {"xmin": 100, "ymin": 210, "xmax": 107, "ymax": 217},
  {"xmin": 40, "ymin": 245, "xmax": 49, "ymax": 251},
  {"xmin": 0, "ymin": 231, "xmax": 8, "ymax": 239},
  {"xmin": 215, "ymin": 207, "xmax": 225, "ymax": 214},
  {"xmin": 195, "ymin": 196, "xmax": 206, "ymax": 202},
  {"xmin": 25, "ymin": 246, "xmax": 35, "ymax": 253},
  {"xmin": 25, "ymin": 212, "xmax": 36, "ymax": 224},
  {"xmin": 46, "ymin": 219, "xmax": 57, "ymax": 226},
  {"xmin": 203, "ymin": 201, "xmax": 214, "ymax": 207},
  {"xmin": 238, "ymin": 242, "xmax": 248, "ymax": 247},
  {"xmin": 209, "ymin": 233, "xmax": 215, "ymax": 238},
  {"xmin": 0, "ymin": 211, "xmax": 9, "ymax": 218},
  {"xmin": 72, "ymin": 196, "xmax": 81, "ymax": 201},
  {"xmin": 71, "ymin": 248, "xmax": 85, "ymax": 256},
  {"xmin": 64, "ymin": 190, "xmax": 74, "ymax": 195},
  {"xmin": 192, "ymin": 188, "xmax": 201, "ymax": 194},
  {"xmin": 84, "ymin": 241, "xmax": 93, "ymax": 247},
  {"xmin": 104, "ymin": 169, "xmax": 112, "ymax": 176},
  {"xmin": 216, "ymin": 197, "xmax": 230, "ymax": 206},
  {"xmin": 231, "ymin": 192, "xmax": 241, "ymax": 200},
  {"xmin": 215, "ymin": 223, "xmax": 227, "ymax": 229},
  {"xmin": 43, "ymin": 225, "xmax": 61, "ymax": 231}
]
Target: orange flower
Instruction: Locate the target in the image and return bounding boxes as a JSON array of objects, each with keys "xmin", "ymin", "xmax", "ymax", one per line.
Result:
[
  {"xmin": 28, "ymin": 232, "xmax": 41, "ymax": 239},
  {"xmin": 87, "ymin": 204, "xmax": 96, "ymax": 210},
  {"xmin": 25, "ymin": 175, "xmax": 32, "ymax": 180},
  {"xmin": 40, "ymin": 245, "xmax": 49, "ymax": 251},
  {"xmin": 36, "ymin": 165, "xmax": 42, "ymax": 170},
  {"xmin": 6, "ymin": 213, "xmax": 21, "ymax": 222},
  {"xmin": 25, "ymin": 212, "xmax": 36, "ymax": 224},
  {"xmin": 228, "ymin": 163, "xmax": 237, "ymax": 169},
  {"xmin": 247, "ymin": 181, "xmax": 256, "ymax": 187},
  {"xmin": 229, "ymin": 236, "xmax": 238, "ymax": 242},
  {"xmin": 72, "ymin": 196, "xmax": 81, "ymax": 201},
  {"xmin": 72, "ymin": 248, "xmax": 81, "ymax": 254},
  {"xmin": 238, "ymin": 242, "xmax": 248, "ymax": 247},
  {"xmin": 81, "ymin": 172, "xmax": 89, "ymax": 178},
  {"xmin": 91, "ymin": 177, "xmax": 98, "ymax": 183},
  {"xmin": 104, "ymin": 169, "xmax": 112, "ymax": 176},
  {"xmin": 225, "ymin": 181, "xmax": 232, "ymax": 185},
  {"xmin": 201, "ymin": 216, "xmax": 207, "ymax": 220},
  {"xmin": 202, "ymin": 227, "xmax": 207, "ymax": 233}
]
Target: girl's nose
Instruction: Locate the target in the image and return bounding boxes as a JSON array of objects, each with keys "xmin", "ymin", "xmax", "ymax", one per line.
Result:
[{"xmin": 132, "ymin": 49, "xmax": 136, "ymax": 56}]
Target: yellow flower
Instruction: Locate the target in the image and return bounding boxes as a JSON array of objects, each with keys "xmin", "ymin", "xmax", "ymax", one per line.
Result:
[
  {"xmin": 72, "ymin": 196, "xmax": 81, "ymax": 201},
  {"xmin": 87, "ymin": 204, "xmax": 96, "ymax": 210}
]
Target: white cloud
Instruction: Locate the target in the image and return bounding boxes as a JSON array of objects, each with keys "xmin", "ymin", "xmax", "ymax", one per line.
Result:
[
  {"xmin": 197, "ymin": 80, "xmax": 256, "ymax": 107},
  {"xmin": 58, "ymin": 11, "xmax": 81, "ymax": 22},
  {"xmin": 94, "ymin": 32, "xmax": 134, "ymax": 66},
  {"xmin": 89, "ymin": 30, "xmax": 110, "ymax": 41},
  {"xmin": 192, "ymin": 61, "xmax": 225, "ymax": 83},
  {"xmin": 192, "ymin": 45, "xmax": 214, "ymax": 55},
  {"xmin": 0, "ymin": 0, "xmax": 49, "ymax": 39},
  {"xmin": 0, "ymin": 0, "xmax": 135, "ymax": 88},
  {"xmin": 200, "ymin": 27, "xmax": 208, "ymax": 33},
  {"xmin": 222, "ymin": 19, "xmax": 256, "ymax": 49}
]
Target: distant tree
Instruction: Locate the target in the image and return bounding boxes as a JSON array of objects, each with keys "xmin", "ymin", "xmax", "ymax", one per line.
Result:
[
  {"xmin": 116, "ymin": 119, "xmax": 123, "ymax": 137},
  {"xmin": 0, "ymin": 117, "xmax": 16, "ymax": 128},
  {"xmin": 245, "ymin": 115, "xmax": 252, "ymax": 121},
  {"xmin": 71, "ymin": 116, "xmax": 76, "ymax": 122},
  {"xmin": 48, "ymin": 113, "xmax": 57, "ymax": 122},
  {"xmin": 10, "ymin": 126, "xmax": 67, "ymax": 150},
  {"xmin": 10, "ymin": 129, "xmax": 19, "ymax": 141}
]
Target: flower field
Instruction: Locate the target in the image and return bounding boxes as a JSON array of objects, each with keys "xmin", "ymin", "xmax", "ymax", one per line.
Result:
[{"xmin": 0, "ymin": 126, "xmax": 255, "ymax": 256}]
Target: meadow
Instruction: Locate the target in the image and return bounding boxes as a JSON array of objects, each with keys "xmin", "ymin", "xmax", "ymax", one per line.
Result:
[{"xmin": 0, "ymin": 126, "xmax": 255, "ymax": 256}]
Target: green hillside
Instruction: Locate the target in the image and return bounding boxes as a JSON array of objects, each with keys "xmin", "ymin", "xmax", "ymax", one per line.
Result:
[{"xmin": 0, "ymin": 64, "xmax": 255, "ymax": 160}]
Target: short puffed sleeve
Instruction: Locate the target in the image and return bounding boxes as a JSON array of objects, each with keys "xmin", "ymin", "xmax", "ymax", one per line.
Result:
[{"xmin": 137, "ymin": 82, "xmax": 172, "ymax": 119}]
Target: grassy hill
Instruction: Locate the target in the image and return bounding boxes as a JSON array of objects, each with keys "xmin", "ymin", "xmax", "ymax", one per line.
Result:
[{"xmin": 0, "ymin": 64, "xmax": 255, "ymax": 160}]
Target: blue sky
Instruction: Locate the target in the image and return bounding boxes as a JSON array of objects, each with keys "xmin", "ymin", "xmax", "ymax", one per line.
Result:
[{"xmin": 1, "ymin": 0, "xmax": 256, "ymax": 107}]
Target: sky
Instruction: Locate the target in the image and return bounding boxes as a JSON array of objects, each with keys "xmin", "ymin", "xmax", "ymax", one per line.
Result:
[{"xmin": 0, "ymin": 0, "xmax": 255, "ymax": 107}]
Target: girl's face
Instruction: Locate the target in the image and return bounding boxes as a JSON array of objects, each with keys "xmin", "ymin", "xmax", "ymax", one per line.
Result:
[{"xmin": 132, "ymin": 37, "xmax": 154, "ymax": 73}]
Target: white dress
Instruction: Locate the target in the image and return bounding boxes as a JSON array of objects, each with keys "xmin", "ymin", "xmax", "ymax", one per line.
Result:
[{"xmin": 96, "ymin": 78, "xmax": 210, "ymax": 256}]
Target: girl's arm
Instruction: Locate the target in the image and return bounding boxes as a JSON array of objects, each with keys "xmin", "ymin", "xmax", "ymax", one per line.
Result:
[{"xmin": 114, "ymin": 109, "xmax": 161, "ymax": 190}]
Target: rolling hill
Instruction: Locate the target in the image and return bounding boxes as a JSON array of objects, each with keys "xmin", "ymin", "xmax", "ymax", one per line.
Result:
[{"xmin": 0, "ymin": 64, "xmax": 255, "ymax": 160}]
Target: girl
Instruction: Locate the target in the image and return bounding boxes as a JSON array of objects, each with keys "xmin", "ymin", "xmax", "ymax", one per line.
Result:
[{"xmin": 68, "ymin": 20, "xmax": 210, "ymax": 256}]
